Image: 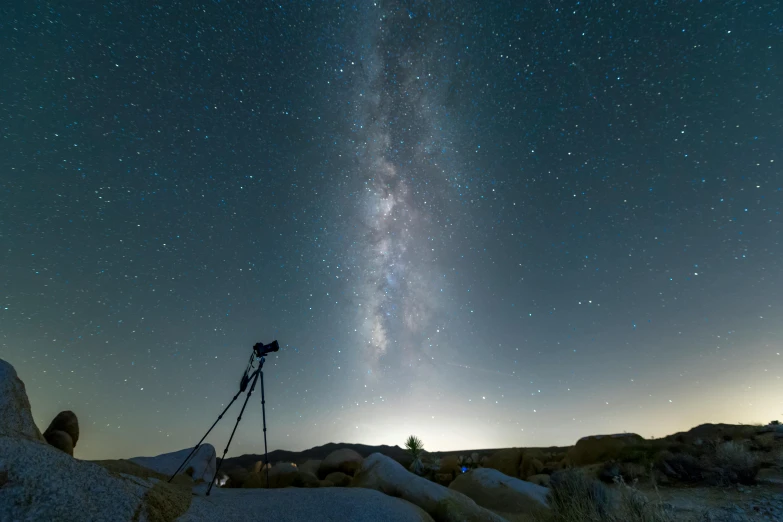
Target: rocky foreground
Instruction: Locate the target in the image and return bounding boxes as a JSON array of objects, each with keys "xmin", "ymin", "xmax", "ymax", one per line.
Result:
[{"xmin": 2, "ymin": 357, "xmax": 783, "ymax": 522}]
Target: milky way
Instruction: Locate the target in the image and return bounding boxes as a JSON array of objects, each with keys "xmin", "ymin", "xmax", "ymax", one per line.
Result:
[{"xmin": 349, "ymin": 3, "xmax": 455, "ymax": 377}]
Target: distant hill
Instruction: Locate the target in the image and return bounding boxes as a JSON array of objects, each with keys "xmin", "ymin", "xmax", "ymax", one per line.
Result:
[
  {"xmin": 221, "ymin": 442, "xmax": 413, "ymax": 472},
  {"xmin": 221, "ymin": 441, "xmax": 574, "ymax": 472},
  {"xmin": 221, "ymin": 422, "xmax": 775, "ymax": 472}
]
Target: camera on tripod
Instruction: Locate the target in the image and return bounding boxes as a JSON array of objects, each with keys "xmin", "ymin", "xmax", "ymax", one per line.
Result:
[
  {"xmin": 170, "ymin": 339, "xmax": 280, "ymax": 494},
  {"xmin": 253, "ymin": 340, "xmax": 279, "ymax": 358}
]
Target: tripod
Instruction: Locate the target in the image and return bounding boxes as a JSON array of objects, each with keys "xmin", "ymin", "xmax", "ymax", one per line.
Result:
[{"xmin": 169, "ymin": 342, "xmax": 277, "ymax": 495}]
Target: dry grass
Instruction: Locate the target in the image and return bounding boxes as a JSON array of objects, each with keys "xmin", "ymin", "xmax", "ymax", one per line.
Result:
[
  {"xmin": 528, "ymin": 469, "xmax": 674, "ymax": 522},
  {"xmin": 711, "ymin": 441, "xmax": 759, "ymax": 485}
]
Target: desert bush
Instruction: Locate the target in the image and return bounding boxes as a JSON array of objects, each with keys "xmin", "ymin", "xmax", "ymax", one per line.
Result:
[
  {"xmin": 614, "ymin": 477, "xmax": 673, "ymax": 522},
  {"xmin": 711, "ymin": 441, "xmax": 759, "ymax": 485},
  {"xmin": 548, "ymin": 468, "xmax": 612, "ymax": 520},
  {"xmin": 539, "ymin": 469, "xmax": 673, "ymax": 522},
  {"xmin": 655, "ymin": 451, "xmax": 706, "ymax": 484}
]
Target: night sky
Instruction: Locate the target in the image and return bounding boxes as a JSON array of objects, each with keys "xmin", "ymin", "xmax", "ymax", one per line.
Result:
[{"xmin": 2, "ymin": 1, "xmax": 781, "ymax": 461}]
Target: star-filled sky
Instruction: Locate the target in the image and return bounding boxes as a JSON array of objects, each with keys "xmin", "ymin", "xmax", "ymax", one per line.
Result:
[{"xmin": 2, "ymin": 1, "xmax": 781, "ymax": 461}]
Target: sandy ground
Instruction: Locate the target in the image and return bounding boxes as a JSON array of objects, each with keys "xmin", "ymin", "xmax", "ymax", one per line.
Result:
[{"xmin": 638, "ymin": 483, "xmax": 783, "ymax": 522}]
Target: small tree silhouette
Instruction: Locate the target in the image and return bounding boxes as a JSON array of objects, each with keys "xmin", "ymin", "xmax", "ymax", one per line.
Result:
[{"xmin": 405, "ymin": 435, "xmax": 425, "ymax": 475}]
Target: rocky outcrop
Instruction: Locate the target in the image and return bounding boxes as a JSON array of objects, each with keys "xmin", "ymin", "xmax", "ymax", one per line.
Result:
[
  {"xmin": 449, "ymin": 468, "xmax": 549, "ymax": 515},
  {"xmin": 43, "ymin": 411, "xmax": 79, "ymax": 456},
  {"xmin": 0, "ymin": 358, "xmax": 191, "ymax": 522},
  {"xmin": 319, "ymin": 448, "xmax": 363, "ymax": 478},
  {"xmin": 484, "ymin": 448, "xmax": 523, "ymax": 478},
  {"xmin": 567, "ymin": 433, "xmax": 644, "ymax": 466},
  {"xmin": 351, "ymin": 453, "xmax": 506, "ymax": 522},
  {"xmin": 130, "ymin": 444, "xmax": 217, "ymax": 483},
  {"xmin": 0, "ymin": 439, "xmax": 191, "ymax": 522},
  {"xmin": 0, "ymin": 359, "xmax": 44, "ymax": 442}
]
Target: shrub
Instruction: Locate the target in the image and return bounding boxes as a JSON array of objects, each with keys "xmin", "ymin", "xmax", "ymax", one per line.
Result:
[
  {"xmin": 548, "ymin": 468, "xmax": 612, "ymax": 520},
  {"xmin": 614, "ymin": 477, "xmax": 673, "ymax": 522},
  {"xmin": 712, "ymin": 441, "xmax": 759, "ymax": 485},
  {"xmin": 540, "ymin": 469, "xmax": 673, "ymax": 522},
  {"xmin": 655, "ymin": 451, "xmax": 705, "ymax": 484}
]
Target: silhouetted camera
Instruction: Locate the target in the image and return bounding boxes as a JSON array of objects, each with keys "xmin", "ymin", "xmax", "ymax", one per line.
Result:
[{"xmin": 253, "ymin": 340, "xmax": 279, "ymax": 357}]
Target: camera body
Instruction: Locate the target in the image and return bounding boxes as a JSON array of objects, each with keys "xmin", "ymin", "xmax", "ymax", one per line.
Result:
[{"xmin": 253, "ymin": 340, "xmax": 280, "ymax": 358}]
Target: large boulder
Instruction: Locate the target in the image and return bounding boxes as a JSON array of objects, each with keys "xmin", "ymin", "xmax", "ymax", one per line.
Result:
[
  {"xmin": 526, "ymin": 474, "xmax": 551, "ymax": 487},
  {"xmin": 484, "ymin": 448, "xmax": 523, "ymax": 478},
  {"xmin": 299, "ymin": 459, "xmax": 321, "ymax": 476},
  {"xmin": 130, "ymin": 443, "xmax": 217, "ymax": 483},
  {"xmin": 318, "ymin": 448, "xmax": 363, "ymax": 478},
  {"xmin": 246, "ymin": 463, "xmax": 321, "ymax": 489},
  {"xmin": 267, "ymin": 462, "xmax": 300, "ymax": 488},
  {"xmin": 325, "ymin": 471, "xmax": 352, "ymax": 487},
  {"xmin": 449, "ymin": 468, "xmax": 549, "ymax": 516},
  {"xmin": 567, "ymin": 433, "xmax": 645, "ymax": 466},
  {"xmin": 0, "ymin": 432, "xmax": 191, "ymax": 521},
  {"xmin": 351, "ymin": 453, "xmax": 506, "ymax": 522},
  {"xmin": 178, "ymin": 487, "xmax": 435, "ymax": 522},
  {"xmin": 0, "ymin": 359, "xmax": 44, "ymax": 442},
  {"xmin": 43, "ymin": 411, "xmax": 79, "ymax": 456},
  {"xmin": 519, "ymin": 454, "xmax": 544, "ymax": 478},
  {"xmin": 438, "ymin": 455, "xmax": 461, "ymax": 477}
]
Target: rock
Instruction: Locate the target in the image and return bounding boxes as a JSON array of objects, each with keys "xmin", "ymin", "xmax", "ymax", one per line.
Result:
[
  {"xmin": 434, "ymin": 473, "xmax": 453, "ymax": 486},
  {"xmin": 757, "ymin": 468, "xmax": 783, "ymax": 485},
  {"xmin": 0, "ymin": 435, "xmax": 191, "ymax": 521},
  {"xmin": 438, "ymin": 455, "xmax": 461, "ymax": 477},
  {"xmin": 352, "ymin": 453, "xmax": 506, "ymax": 522},
  {"xmin": 44, "ymin": 410, "xmax": 79, "ymax": 447},
  {"xmin": 0, "ymin": 359, "xmax": 44, "ymax": 442},
  {"xmin": 526, "ymin": 474, "xmax": 551, "ymax": 487},
  {"xmin": 130, "ymin": 443, "xmax": 217, "ymax": 483},
  {"xmin": 252, "ymin": 460, "xmax": 272, "ymax": 473},
  {"xmin": 325, "ymin": 471, "xmax": 352, "ymax": 487},
  {"xmin": 242, "ymin": 471, "xmax": 264, "ymax": 488},
  {"xmin": 567, "ymin": 433, "xmax": 645, "ymax": 466},
  {"xmin": 247, "ymin": 463, "xmax": 321, "ymax": 489},
  {"xmin": 319, "ymin": 448, "xmax": 363, "ymax": 478},
  {"xmin": 543, "ymin": 460, "xmax": 563, "ymax": 473},
  {"xmin": 43, "ymin": 429, "xmax": 74, "ymax": 456},
  {"xmin": 449, "ymin": 468, "xmax": 549, "ymax": 515},
  {"xmin": 225, "ymin": 468, "xmax": 249, "ymax": 488},
  {"xmin": 179, "ymin": 486, "xmax": 435, "ymax": 522},
  {"xmin": 520, "ymin": 455, "xmax": 544, "ymax": 478},
  {"xmin": 484, "ymin": 448, "xmax": 523, "ymax": 478},
  {"xmin": 299, "ymin": 459, "xmax": 321, "ymax": 476},
  {"xmin": 266, "ymin": 462, "xmax": 300, "ymax": 488}
]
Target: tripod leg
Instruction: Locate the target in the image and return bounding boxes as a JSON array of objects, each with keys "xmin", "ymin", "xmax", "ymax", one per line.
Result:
[
  {"xmin": 168, "ymin": 385, "xmax": 245, "ymax": 483},
  {"xmin": 206, "ymin": 369, "xmax": 260, "ymax": 495},
  {"xmin": 260, "ymin": 368, "xmax": 270, "ymax": 489}
]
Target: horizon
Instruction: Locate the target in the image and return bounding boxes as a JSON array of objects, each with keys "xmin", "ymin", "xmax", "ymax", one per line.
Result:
[{"xmin": 3, "ymin": 1, "xmax": 781, "ymax": 463}]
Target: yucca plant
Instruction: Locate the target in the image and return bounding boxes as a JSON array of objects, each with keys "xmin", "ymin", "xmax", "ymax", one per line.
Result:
[{"xmin": 405, "ymin": 435, "xmax": 425, "ymax": 475}]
